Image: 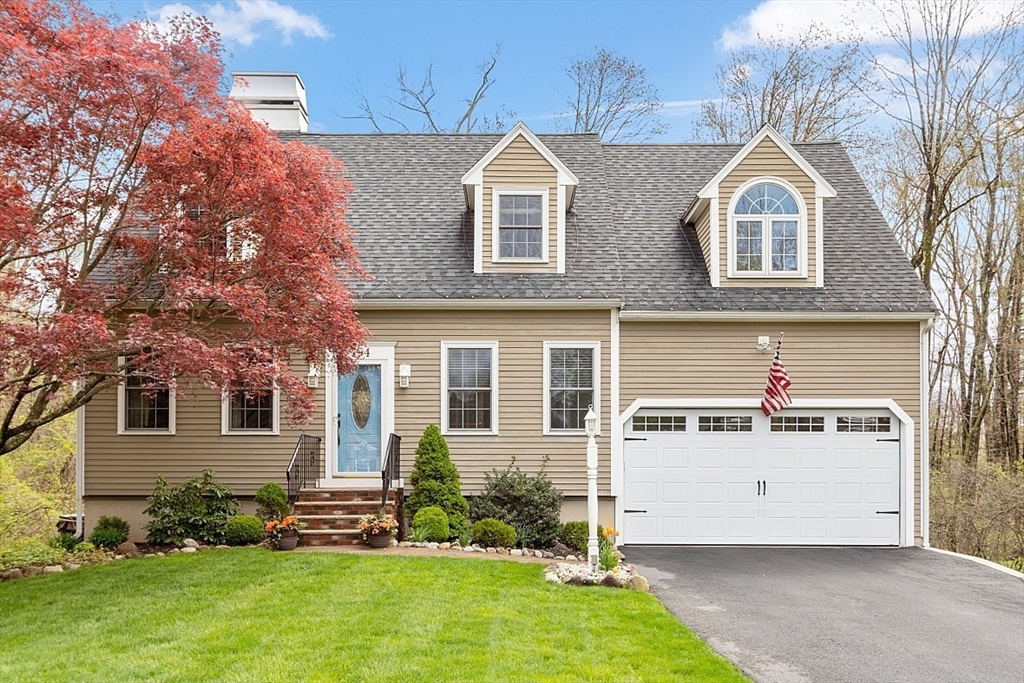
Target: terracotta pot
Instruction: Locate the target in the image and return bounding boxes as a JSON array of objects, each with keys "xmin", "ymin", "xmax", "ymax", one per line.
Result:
[
  {"xmin": 277, "ymin": 528, "xmax": 299, "ymax": 551},
  {"xmin": 366, "ymin": 531, "xmax": 392, "ymax": 549}
]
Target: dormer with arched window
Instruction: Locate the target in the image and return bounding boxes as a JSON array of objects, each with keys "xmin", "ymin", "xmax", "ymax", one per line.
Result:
[{"xmin": 683, "ymin": 125, "xmax": 836, "ymax": 288}]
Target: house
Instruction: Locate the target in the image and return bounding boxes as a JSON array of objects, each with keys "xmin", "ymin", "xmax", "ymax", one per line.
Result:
[{"xmin": 79, "ymin": 72, "xmax": 934, "ymax": 547}]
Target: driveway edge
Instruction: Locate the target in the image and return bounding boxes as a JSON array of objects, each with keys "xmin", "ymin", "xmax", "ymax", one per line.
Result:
[{"xmin": 925, "ymin": 546, "xmax": 1024, "ymax": 580}]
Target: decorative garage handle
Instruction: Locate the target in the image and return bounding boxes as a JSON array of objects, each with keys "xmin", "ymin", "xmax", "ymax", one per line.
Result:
[
  {"xmin": 876, "ymin": 438, "xmax": 900, "ymax": 442},
  {"xmin": 624, "ymin": 436, "xmax": 648, "ymax": 441},
  {"xmin": 624, "ymin": 509, "xmax": 648, "ymax": 514},
  {"xmin": 875, "ymin": 510, "xmax": 899, "ymax": 515}
]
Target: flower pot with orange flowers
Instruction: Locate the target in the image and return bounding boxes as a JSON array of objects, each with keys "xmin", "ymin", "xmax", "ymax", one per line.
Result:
[{"xmin": 265, "ymin": 515, "xmax": 305, "ymax": 551}]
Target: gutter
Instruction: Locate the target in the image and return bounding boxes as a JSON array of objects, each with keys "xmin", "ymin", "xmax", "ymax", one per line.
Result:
[
  {"xmin": 356, "ymin": 298, "xmax": 623, "ymax": 310},
  {"xmin": 619, "ymin": 310, "xmax": 936, "ymax": 322}
]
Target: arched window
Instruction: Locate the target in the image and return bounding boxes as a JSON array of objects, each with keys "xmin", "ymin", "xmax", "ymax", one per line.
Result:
[{"xmin": 732, "ymin": 182, "xmax": 802, "ymax": 275}]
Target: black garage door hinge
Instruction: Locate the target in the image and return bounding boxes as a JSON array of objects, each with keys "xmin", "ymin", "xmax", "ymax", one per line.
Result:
[{"xmin": 624, "ymin": 436, "xmax": 648, "ymax": 441}]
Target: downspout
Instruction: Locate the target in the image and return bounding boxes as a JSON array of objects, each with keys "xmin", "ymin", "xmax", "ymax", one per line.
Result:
[
  {"xmin": 75, "ymin": 400, "xmax": 85, "ymax": 539},
  {"xmin": 920, "ymin": 317, "xmax": 934, "ymax": 547}
]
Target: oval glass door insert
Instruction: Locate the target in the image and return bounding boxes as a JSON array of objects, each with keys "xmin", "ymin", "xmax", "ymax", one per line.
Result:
[{"xmin": 351, "ymin": 373, "xmax": 371, "ymax": 429}]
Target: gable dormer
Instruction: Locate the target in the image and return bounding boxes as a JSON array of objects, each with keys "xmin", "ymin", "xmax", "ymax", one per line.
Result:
[
  {"xmin": 684, "ymin": 125, "xmax": 836, "ymax": 288},
  {"xmin": 462, "ymin": 122, "xmax": 578, "ymax": 274}
]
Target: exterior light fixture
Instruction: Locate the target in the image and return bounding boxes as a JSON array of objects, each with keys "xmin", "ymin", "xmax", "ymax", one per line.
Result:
[
  {"xmin": 399, "ymin": 363, "xmax": 411, "ymax": 388},
  {"xmin": 584, "ymin": 404, "xmax": 599, "ymax": 573}
]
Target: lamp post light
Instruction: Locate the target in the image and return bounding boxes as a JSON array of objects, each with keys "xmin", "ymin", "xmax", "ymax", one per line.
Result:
[{"xmin": 584, "ymin": 404, "xmax": 599, "ymax": 574}]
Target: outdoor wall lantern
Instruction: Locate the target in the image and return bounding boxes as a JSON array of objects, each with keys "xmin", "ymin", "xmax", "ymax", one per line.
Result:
[
  {"xmin": 399, "ymin": 363, "xmax": 411, "ymax": 388},
  {"xmin": 306, "ymin": 363, "xmax": 320, "ymax": 388},
  {"xmin": 584, "ymin": 405, "xmax": 599, "ymax": 573}
]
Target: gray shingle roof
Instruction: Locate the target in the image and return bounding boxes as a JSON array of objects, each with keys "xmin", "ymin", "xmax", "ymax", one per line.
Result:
[{"xmin": 278, "ymin": 133, "xmax": 935, "ymax": 314}]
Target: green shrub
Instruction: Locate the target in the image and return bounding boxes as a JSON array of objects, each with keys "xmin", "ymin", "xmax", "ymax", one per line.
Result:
[
  {"xmin": 254, "ymin": 482, "xmax": 289, "ymax": 522},
  {"xmin": 411, "ymin": 506, "xmax": 450, "ymax": 543},
  {"xmin": 50, "ymin": 532, "xmax": 80, "ymax": 552},
  {"xmin": 94, "ymin": 515, "xmax": 131, "ymax": 537},
  {"xmin": 407, "ymin": 425, "xmax": 469, "ymax": 538},
  {"xmin": 224, "ymin": 515, "xmax": 265, "ymax": 546},
  {"xmin": 143, "ymin": 469, "xmax": 240, "ymax": 545},
  {"xmin": 88, "ymin": 528, "xmax": 126, "ymax": 550},
  {"xmin": 558, "ymin": 521, "xmax": 605, "ymax": 555},
  {"xmin": 0, "ymin": 538, "xmax": 65, "ymax": 570},
  {"xmin": 72, "ymin": 541, "xmax": 95, "ymax": 553},
  {"xmin": 470, "ymin": 518, "xmax": 517, "ymax": 548},
  {"xmin": 469, "ymin": 459, "xmax": 564, "ymax": 548}
]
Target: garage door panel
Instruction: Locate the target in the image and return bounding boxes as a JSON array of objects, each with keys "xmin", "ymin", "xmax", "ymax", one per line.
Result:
[{"xmin": 623, "ymin": 408, "xmax": 901, "ymax": 546}]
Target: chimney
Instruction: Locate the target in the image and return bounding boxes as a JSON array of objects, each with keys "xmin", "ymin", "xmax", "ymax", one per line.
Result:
[{"xmin": 230, "ymin": 72, "xmax": 308, "ymax": 132}]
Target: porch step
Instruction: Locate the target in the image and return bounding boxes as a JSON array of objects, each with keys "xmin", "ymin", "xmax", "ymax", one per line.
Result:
[
  {"xmin": 297, "ymin": 514, "xmax": 363, "ymax": 531},
  {"xmin": 298, "ymin": 529, "xmax": 365, "ymax": 546},
  {"xmin": 293, "ymin": 501, "xmax": 394, "ymax": 516},
  {"xmin": 296, "ymin": 488, "xmax": 398, "ymax": 504}
]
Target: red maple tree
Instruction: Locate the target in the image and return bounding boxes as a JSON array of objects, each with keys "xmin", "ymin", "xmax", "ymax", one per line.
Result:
[{"xmin": 0, "ymin": 0, "xmax": 365, "ymax": 455}]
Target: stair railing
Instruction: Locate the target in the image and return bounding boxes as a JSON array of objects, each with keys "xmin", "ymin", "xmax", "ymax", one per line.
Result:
[
  {"xmin": 286, "ymin": 433, "xmax": 323, "ymax": 505},
  {"xmin": 381, "ymin": 433, "xmax": 401, "ymax": 509}
]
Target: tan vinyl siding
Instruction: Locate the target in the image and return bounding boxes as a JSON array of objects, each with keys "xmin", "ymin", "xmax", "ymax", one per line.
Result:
[
  {"xmin": 695, "ymin": 204, "xmax": 712, "ymax": 273},
  {"xmin": 481, "ymin": 134, "xmax": 558, "ymax": 273},
  {"xmin": 84, "ymin": 358, "xmax": 323, "ymax": 497},
  {"xmin": 359, "ymin": 308, "xmax": 612, "ymax": 495},
  {"xmin": 619, "ymin": 320, "xmax": 923, "ymax": 538},
  {"xmin": 719, "ymin": 136, "xmax": 817, "ymax": 287}
]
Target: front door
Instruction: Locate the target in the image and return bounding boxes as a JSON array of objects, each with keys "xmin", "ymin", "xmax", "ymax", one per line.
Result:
[{"xmin": 337, "ymin": 364, "xmax": 382, "ymax": 474}]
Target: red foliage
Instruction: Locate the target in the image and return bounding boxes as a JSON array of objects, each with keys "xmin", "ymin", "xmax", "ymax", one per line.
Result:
[{"xmin": 0, "ymin": 0, "xmax": 365, "ymax": 453}]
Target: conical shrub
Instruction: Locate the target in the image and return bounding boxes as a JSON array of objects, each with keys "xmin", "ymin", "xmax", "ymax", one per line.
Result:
[{"xmin": 406, "ymin": 424, "xmax": 469, "ymax": 538}]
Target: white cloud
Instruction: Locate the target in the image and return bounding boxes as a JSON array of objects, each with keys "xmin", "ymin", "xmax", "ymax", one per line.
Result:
[
  {"xmin": 719, "ymin": 0, "xmax": 1015, "ymax": 50},
  {"xmin": 660, "ymin": 99, "xmax": 707, "ymax": 117},
  {"xmin": 151, "ymin": 0, "xmax": 331, "ymax": 46}
]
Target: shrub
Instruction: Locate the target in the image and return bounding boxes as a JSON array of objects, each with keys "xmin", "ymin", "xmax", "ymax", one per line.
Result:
[
  {"xmin": 50, "ymin": 532, "xmax": 80, "ymax": 552},
  {"xmin": 407, "ymin": 425, "xmax": 469, "ymax": 538},
  {"xmin": 88, "ymin": 528, "xmax": 126, "ymax": 550},
  {"xmin": 72, "ymin": 541, "xmax": 95, "ymax": 553},
  {"xmin": 224, "ymin": 515, "xmax": 265, "ymax": 546},
  {"xmin": 95, "ymin": 516, "xmax": 130, "ymax": 537},
  {"xmin": 143, "ymin": 469, "xmax": 240, "ymax": 545},
  {"xmin": 412, "ymin": 506, "xmax": 450, "ymax": 543},
  {"xmin": 254, "ymin": 482, "xmax": 289, "ymax": 522},
  {"xmin": 557, "ymin": 521, "xmax": 605, "ymax": 555},
  {"xmin": 0, "ymin": 538, "xmax": 65, "ymax": 571},
  {"xmin": 471, "ymin": 518, "xmax": 517, "ymax": 548},
  {"xmin": 469, "ymin": 458, "xmax": 564, "ymax": 548}
]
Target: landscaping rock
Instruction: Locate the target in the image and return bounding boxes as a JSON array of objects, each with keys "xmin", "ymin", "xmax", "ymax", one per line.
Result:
[
  {"xmin": 399, "ymin": 541, "xmax": 412, "ymax": 547},
  {"xmin": 22, "ymin": 566, "xmax": 42, "ymax": 577},
  {"xmin": 215, "ymin": 545, "xmax": 230, "ymax": 550},
  {"xmin": 497, "ymin": 547, "xmax": 508, "ymax": 555},
  {"xmin": 451, "ymin": 542, "xmax": 461, "ymax": 550},
  {"xmin": 426, "ymin": 542, "xmax": 439, "ymax": 550},
  {"xmin": 180, "ymin": 547, "xmax": 197, "ymax": 554},
  {"xmin": 439, "ymin": 542, "xmax": 451, "ymax": 550},
  {"xmin": 486, "ymin": 547, "xmax": 496, "ymax": 554},
  {"xmin": 555, "ymin": 556, "xmax": 565, "ymax": 560},
  {"xmin": 114, "ymin": 555, "xmax": 124, "ymax": 560},
  {"xmin": 565, "ymin": 555, "xmax": 578, "ymax": 562},
  {"xmin": 197, "ymin": 545, "xmax": 210, "ymax": 552},
  {"xmin": 43, "ymin": 565, "xmax": 63, "ymax": 574},
  {"xmin": 391, "ymin": 539, "xmax": 399, "ymax": 547},
  {"xmin": 545, "ymin": 572, "xmax": 561, "ymax": 582},
  {"xmin": 125, "ymin": 551, "xmax": 142, "ymax": 559},
  {"xmin": 67, "ymin": 564, "xmax": 81, "ymax": 571},
  {"xmin": 168, "ymin": 548, "xmax": 180, "ymax": 555},
  {"xmin": 510, "ymin": 549, "xmax": 523, "ymax": 556},
  {"xmin": 156, "ymin": 552, "xmax": 166, "ymax": 558},
  {"xmin": 626, "ymin": 576, "xmax": 650, "ymax": 592},
  {"xmin": 543, "ymin": 551, "xmax": 554, "ymax": 559},
  {"xmin": 116, "ymin": 541, "xmax": 138, "ymax": 555},
  {"xmin": 463, "ymin": 546, "xmax": 475, "ymax": 552},
  {"xmin": 183, "ymin": 538, "xmax": 199, "ymax": 548},
  {"xmin": 551, "ymin": 541, "xmax": 574, "ymax": 557},
  {"xmin": 2, "ymin": 569, "xmax": 23, "ymax": 580}
]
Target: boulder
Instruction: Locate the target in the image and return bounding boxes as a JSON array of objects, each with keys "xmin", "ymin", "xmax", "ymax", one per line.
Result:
[
  {"xmin": 156, "ymin": 552, "xmax": 166, "ymax": 558},
  {"xmin": 565, "ymin": 555, "xmax": 578, "ymax": 562},
  {"xmin": 510, "ymin": 549, "xmax": 523, "ymax": 557},
  {"xmin": 399, "ymin": 541, "xmax": 412, "ymax": 547},
  {"xmin": 486, "ymin": 547, "xmax": 496, "ymax": 554},
  {"xmin": 197, "ymin": 545, "xmax": 210, "ymax": 552},
  {"xmin": 462, "ymin": 546, "xmax": 475, "ymax": 552},
  {"xmin": 1, "ymin": 569, "xmax": 23, "ymax": 580},
  {"xmin": 67, "ymin": 564, "xmax": 81, "ymax": 571},
  {"xmin": 22, "ymin": 566, "xmax": 42, "ymax": 577},
  {"xmin": 497, "ymin": 547, "xmax": 508, "ymax": 555},
  {"xmin": 551, "ymin": 541, "xmax": 574, "ymax": 557},
  {"xmin": 215, "ymin": 545, "xmax": 230, "ymax": 550},
  {"xmin": 426, "ymin": 542, "xmax": 439, "ymax": 550},
  {"xmin": 182, "ymin": 538, "xmax": 199, "ymax": 549},
  {"xmin": 167, "ymin": 548, "xmax": 180, "ymax": 555},
  {"xmin": 116, "ymin": 541, "xmax": 138, "ymax": 555},
  {"xmin": 439, "ymin": 542, "xmax": 451, "ymax": 550},
  {"xmin": 542, "ymin": 551, "xmax": 554, "ymax": 559},
  {"xmin": 180, "ymin": 547, "xmax": 197, "ymax": 554},
  {"xmin": 43, "ymin": 565, "xmax": 63, "ymax": 574}
]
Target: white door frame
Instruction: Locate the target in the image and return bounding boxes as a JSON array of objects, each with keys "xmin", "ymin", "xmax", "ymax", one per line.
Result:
[
  {"xmin": 321, "ymin": 342, "xmax": 395, "ymax": 488},
  {"xmin": 616, "ymin": 398, "xmax": 915, "ymax": 547}
]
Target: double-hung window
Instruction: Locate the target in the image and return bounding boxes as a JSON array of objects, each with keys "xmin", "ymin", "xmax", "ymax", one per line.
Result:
[
  {"xmin": 544, "ymin": 342, "xmax": 599, "ymax": 433},
  {"xmin": 117, "ymin": 356, "xmax": 175, "ymax": 434},
  {"xmin": 222, "ymin": 386, "xmax": 279, "ymax": 435},
  {"xmin": 442, "ymin": 342, "xmax": 498, "ymax": 434},
  {"xmin": 732, "ymin": 181, "xmax": 803, "ymax": 276},
  {"xmin": 494, "ymin": 190, "xmax": 547, "ymax": 261}
]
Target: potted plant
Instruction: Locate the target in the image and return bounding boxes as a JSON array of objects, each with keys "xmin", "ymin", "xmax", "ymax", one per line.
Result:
[
  {"xmin": 265, "ymin": 515, "xmax": 304, "ymax": 551},
  {"xmin": 360, "ymin": 509, "xmax": 398, "ymax": 548}
]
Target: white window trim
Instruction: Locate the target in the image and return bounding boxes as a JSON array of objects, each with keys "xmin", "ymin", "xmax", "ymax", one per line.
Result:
[
  {"xmin": 726, "ymin": 176, "xmax": 808, "ymax": 279},
  {"xmin": 116, "ymin": 356, "xmax": 176, "ymax": 435},
  {"xmin": 491, "ymin": 188, "xmax": 550, "ymax": 264},
  {"xmin": 441, "ymin": 341, "xmax": 499, "ymax": 436},
  {"xmin": 543, "ymin": 341, "xmax": 601, "ymax": 436},
  {"xmin": 220, "ymin": 386, "xmax": 281, "ymax": 436}
]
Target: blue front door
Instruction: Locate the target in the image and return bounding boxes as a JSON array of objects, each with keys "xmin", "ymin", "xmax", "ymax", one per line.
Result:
[{"xmin": 337, "ymin": 364, "xmax": 382, "ymax": 474}]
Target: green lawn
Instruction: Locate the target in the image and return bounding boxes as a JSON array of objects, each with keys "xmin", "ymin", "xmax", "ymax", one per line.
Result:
[{"xmin": 0, "ymin": 549, "xmax": 748, "ymax": 682}]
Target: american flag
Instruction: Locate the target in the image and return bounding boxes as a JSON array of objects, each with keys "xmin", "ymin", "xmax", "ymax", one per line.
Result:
[{"xmin": 761, "ymin": 346, "xmax": 792, "ymax": 416}]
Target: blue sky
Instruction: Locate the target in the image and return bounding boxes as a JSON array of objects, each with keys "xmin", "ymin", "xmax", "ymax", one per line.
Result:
[{"xmin": 87, "ymin": 0, "xmax": 1013, "ymax": 139}]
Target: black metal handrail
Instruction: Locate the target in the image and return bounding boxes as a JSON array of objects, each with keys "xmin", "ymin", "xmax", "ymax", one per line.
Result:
[
  {"xmin": 286, "ymin": 433, "xmax": 323, "ymax": 505},
  {"xmin": 381, "ymin": 433, "xmax": 401, "ymax": 508}
]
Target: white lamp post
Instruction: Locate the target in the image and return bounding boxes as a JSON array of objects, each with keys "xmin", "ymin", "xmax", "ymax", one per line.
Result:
[{"xmin": 584, "ymin": 404, "xmax": 599, "ymax": 574}]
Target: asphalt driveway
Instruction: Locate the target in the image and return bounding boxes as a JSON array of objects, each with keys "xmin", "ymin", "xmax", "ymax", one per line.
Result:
[{"xmin": 625, "ymin": 546, "xmax": 1023, "ymax": 683}]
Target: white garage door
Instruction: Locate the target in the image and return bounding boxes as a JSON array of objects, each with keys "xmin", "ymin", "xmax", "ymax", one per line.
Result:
[{"xmin": 623, "ymin": 408, "xmax": 901, "ymax": 545}]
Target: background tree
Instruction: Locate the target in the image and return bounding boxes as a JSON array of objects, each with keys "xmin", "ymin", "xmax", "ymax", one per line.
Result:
[
  {"xmin": 347, "ymin": 49, "xmax": 513, "ymax": 133},
  {"xmin": 0, "ymin": 0, "xmax": 366, "ymax": 456},
  {"xmin": 562, "ymin": 47, "xmax": 665, "ymax": 142},
  {"xmin": 693, "ymin": 24, "xmax": 872, "ymax": 144}
]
